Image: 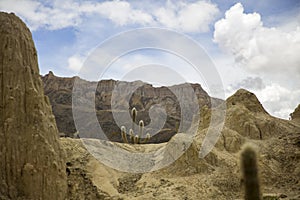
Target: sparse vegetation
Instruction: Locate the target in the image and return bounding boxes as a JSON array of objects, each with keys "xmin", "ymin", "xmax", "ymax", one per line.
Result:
[
  {"xmin": 120, "ymin": 107, "xmax": 151, "ymax": 144},
  {"xmin": 241, "ymin": 144, "xmax": 262, "ymax": 200}
]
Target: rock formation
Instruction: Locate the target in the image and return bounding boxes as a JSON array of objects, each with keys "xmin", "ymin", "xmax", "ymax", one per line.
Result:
[
  {"xmin": 1, "ymin": 10, "xmax": 299, "ymax": 200},
  {"xmin": 226, "ymin": 88, "xmax": 268, "ymax": 114},
  {"xmin": 59, "ymin": 88, "xmax": 300, "ymax": 199},
  {"xmin": 290, "ymin": 104, "xmax": 300, "ymax": 121},
  {"xmin": 0, "ymin": 12, "xmax": 67, "ymax": 199},
  {"xmin": 42, "ymin": 71, "xmax": 222, "ymax": 143}
]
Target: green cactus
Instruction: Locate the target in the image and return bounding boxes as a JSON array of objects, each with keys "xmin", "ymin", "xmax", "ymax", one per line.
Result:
[
  {"xmin": 175, "ymin": 121, "xmax": 179, "ymax": 133},
  {"xmin": 131, "ymin": 107, "xmax": 137, "ymax": 130},
  {"xmin": 140, "ymin": 133, "xmax": 151, "ymax": 144},
  {"xmin": 241, "ymin": 144, "xmax": 262, "ymax": 200},
  {"xmin": 129, "ymin": 129, "xmax": 134, "ymax": 143},
  {"xmin": 138, "ymin": 120, "xmax": 144, "ymax": 138},
  {"xmin": 134, "ymin": 135, "xmax": 139, "ymax": 144},
  {"xmin": 121, "ymin": 126, "xmax": 128, "ymax": 143},
  {"xmin": 120, "ymin": 107, "xmax": 151, "ymax": 144}
]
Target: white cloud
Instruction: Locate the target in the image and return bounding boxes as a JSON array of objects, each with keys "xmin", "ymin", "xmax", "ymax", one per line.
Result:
[
  {"xmin": 67, "ymin": 54, "xmax": 85, "ymax": 72},
  {"xmin": 0, "ymin": 0, "xmax": 84, "ymax": 30},
  {"xmin": 254, "ymin": 83, "xmax": 300, "ymax": 119},
  {"xmin": 213, "ymin": 3, "xmax": 300, "ymax": 119},
  {"xmin": 0, "ymin": 0, "xmax": 153, "ymax": 30},
  {"xmin": 228, "ymin": 76, "xmax": 265, "ymax": 91},
  {"xmin": 154, "ymin": 1, "xmax": 219, "ymax": 32},
  {"xmin": 0, "ymin": 0, "xmax": 219, "ymax": 33},
  {"xmin": 95, "ymin": 1, "xmax": 154, "ymax": 26},
  {"xmin": 225, "ymin": 81, "xmax": 300, "ymax": 119},
  {"xmin": 213, "ymin": 3, "xmax": 300, "ymax": 76}
]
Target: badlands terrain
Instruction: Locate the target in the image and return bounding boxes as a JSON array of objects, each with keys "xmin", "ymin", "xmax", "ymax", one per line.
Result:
[{"xmin": 0, "ymin": 12, "xmax": 299, "ymax": 200}]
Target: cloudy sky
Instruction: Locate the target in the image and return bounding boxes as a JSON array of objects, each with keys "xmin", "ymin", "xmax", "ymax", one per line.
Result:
[{"xmin": 1, "ymin": 0, "xmax": 300, "ymax": 119}]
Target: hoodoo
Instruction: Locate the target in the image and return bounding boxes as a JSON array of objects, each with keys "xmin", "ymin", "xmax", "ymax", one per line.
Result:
[{"xmin": 0, "ymin": 12, "xmax": 67, "ymax": 199}]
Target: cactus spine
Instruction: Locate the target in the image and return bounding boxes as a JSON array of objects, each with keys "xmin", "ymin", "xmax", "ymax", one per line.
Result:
[
  {"xmin": 241, "ymin": 145, "xmax": 262, "ymax": 200},
  {"xmin": 120, "ymin": 107, "xmax": 151, "ymax": 144}
]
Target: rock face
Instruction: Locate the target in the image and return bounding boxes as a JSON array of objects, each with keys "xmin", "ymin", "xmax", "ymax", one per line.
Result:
[
  {"xmin": 59, "ymin": 88, "xmax": 300, "ymax": 199},
  {"xmin": 202, "ymin": 89, "xmax": 296, "ymax": 141},
  {"xmin": 226, "ymin": 89, "xmax": 268, "ymax": 114},
  {"xmin": 290, "ymin": 104, "xmax": 300, "ymax": 121},
  {"xmin": 225, "ymin": 89, "xmax": 297, "ymax": 139},
  {"xmin": 42, "ymin": 72, "xmax": 220, "ymax": 142},
  {"xmin": 0, "ymin": 12, "xmax": 67, "ymax": 199}
]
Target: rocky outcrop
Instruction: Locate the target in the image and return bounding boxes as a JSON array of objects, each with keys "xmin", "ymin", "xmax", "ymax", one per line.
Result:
[
  {"xmin": 42, "ymin": 71, "xmax": 220, "ymax": 142},
  {"xmin": 59, "ymin": 105, "xmax": 300, "ymax": 199},
  {"xmin": 0, "ymin": 12, "xmax": 67, "ymax": 199},
  {"xmin": 226, "ymin": 88, "xmax": 268, "ymax": 114},
  {"xmin": 290, "ymin": 104, "xmax": 300, "ymax": 121},
  {"xmin": 224, "ymin": 89, "xmax": 297, "ymax": 140}
]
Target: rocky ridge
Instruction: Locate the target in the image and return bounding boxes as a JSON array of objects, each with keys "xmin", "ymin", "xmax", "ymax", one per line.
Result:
[
  {"xmin": 42, "ymin": 71, "xmax": 222, "ymax": 143},
  {"xmin": 1, "ymin": 11, "xmax": 299, "ymax": 200}
]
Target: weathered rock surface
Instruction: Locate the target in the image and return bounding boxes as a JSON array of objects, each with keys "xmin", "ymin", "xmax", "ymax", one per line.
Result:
[
  {"xmin": 226, "ymin": 89, "xmax": 268, "ymax": 114},
  {"xmin": 225, "ymin": 89, "xmax": 298, "ymax": 140},
  {"xmin": 290, "ymin": 104, "xmax": 300, "ymax": 121},
  {"xmin": 60, "ymin": 88, "xmax": 300, "ymax": 199},
  {"xmin": 42, "ymin": 71, "xmax": 222, "ymax": 143},
  {"xmin": 0, "ymin": 12, "xmax": 67, "ymax": 200},
  {"xmin": 1, "ymin": 11, "xmax": 299, "ymax": 199}
]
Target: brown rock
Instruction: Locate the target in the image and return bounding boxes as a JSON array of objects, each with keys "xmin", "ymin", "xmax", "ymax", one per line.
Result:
[
  {"xmin": 0, "ymin": 12, "xmax": 67, "ymax": 199},
  {"xmin": 41, "ymin": 72, "xmax": 221, "ymax": 142},
  {"xmin": 226, "ymin": 88, "xmax": 268, "ymax": 114},
  {"xmin": 290, "ymin": 104, "xmax": 300, "ymax": 121}
]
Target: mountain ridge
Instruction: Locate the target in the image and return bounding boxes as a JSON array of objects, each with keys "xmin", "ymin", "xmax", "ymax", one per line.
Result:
[
  {"xmin": 2, "ymin": 11, "xmax": 300, "ymax": 200},
  {"xmin": 41, "ymin": 71, "xmax": 223, "ymax": 142}
]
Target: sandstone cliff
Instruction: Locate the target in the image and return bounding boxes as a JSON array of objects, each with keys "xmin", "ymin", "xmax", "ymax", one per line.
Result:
[{"xmin": 0, "ymin": 12, "xmax": 67, "ymax": 200}]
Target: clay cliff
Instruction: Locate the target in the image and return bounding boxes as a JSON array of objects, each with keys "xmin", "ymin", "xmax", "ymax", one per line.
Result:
[
  {"xmin": 0, "ymin": 12, "xmax": 67, "ymax": 199},
  {"xmin": 42, "ymin": 71, "xmax": 222, "ymax": 143}
]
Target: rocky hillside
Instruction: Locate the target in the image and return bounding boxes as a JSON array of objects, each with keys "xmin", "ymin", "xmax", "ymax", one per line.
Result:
[
  {"xmin": 61, "ymin": 89, "xmax": 300, "ymax": 199},
  {"xmin": 0, "ymin": 12, "xmax": 67, "ymax": 200},
  {"xmin": 42, "ymin": 71, "xmax": 222, "ymax": 143},
  {"xmin": 1, "ymin": 11, "xmax": 299, "ymax": 200}
]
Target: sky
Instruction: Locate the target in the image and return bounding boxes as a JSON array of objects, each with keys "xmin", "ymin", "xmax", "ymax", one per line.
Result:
[{"xmin": 0, "ymin": 0, "xmax": 300, "ymax": 119}]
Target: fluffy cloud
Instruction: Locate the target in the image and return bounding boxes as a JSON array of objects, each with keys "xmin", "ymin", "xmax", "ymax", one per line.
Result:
[
  {"xmin": 214, "ymin": 3, "xmax": 300, "ymax": 119},
  {"xmin": 214, "ymin": 3, "xmax": 300, "ymax": 76},
  {"xmin": 225, "ymin": 80, "xmax": 300, "ymax": 119},
  {"xmin": 0, "ymin": 0, "xmax": 84, "ymax": 30},
  {"xmin": 67, "ymin": 54, "xmax": 85, "ymax": 72},
  {"xmin": 0, "ymin": 0, "xmax": 153, "ymax": 30},
  {"xmin": 0, "ymin": 0, "xmax": 219, "ymax": 33},
  {"xmin": 254, "ymin": 84, "xmax": 300, "ymax": 119},
  {"xmin": 227, "ymin": 76, "xmax": 265, "ymax": 91},
  {"xmin": 154, "ymin": 1, "xmax": 219, "ymax": 32},
  {"xmin": 94, "ymin": 1, "xmax": 153, "ymax": 26}
]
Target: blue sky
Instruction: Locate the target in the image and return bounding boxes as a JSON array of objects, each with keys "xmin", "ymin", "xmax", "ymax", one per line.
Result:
[{"xmin": 1, "ymin": 0, "xmax": 300, "ymax": 119}]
